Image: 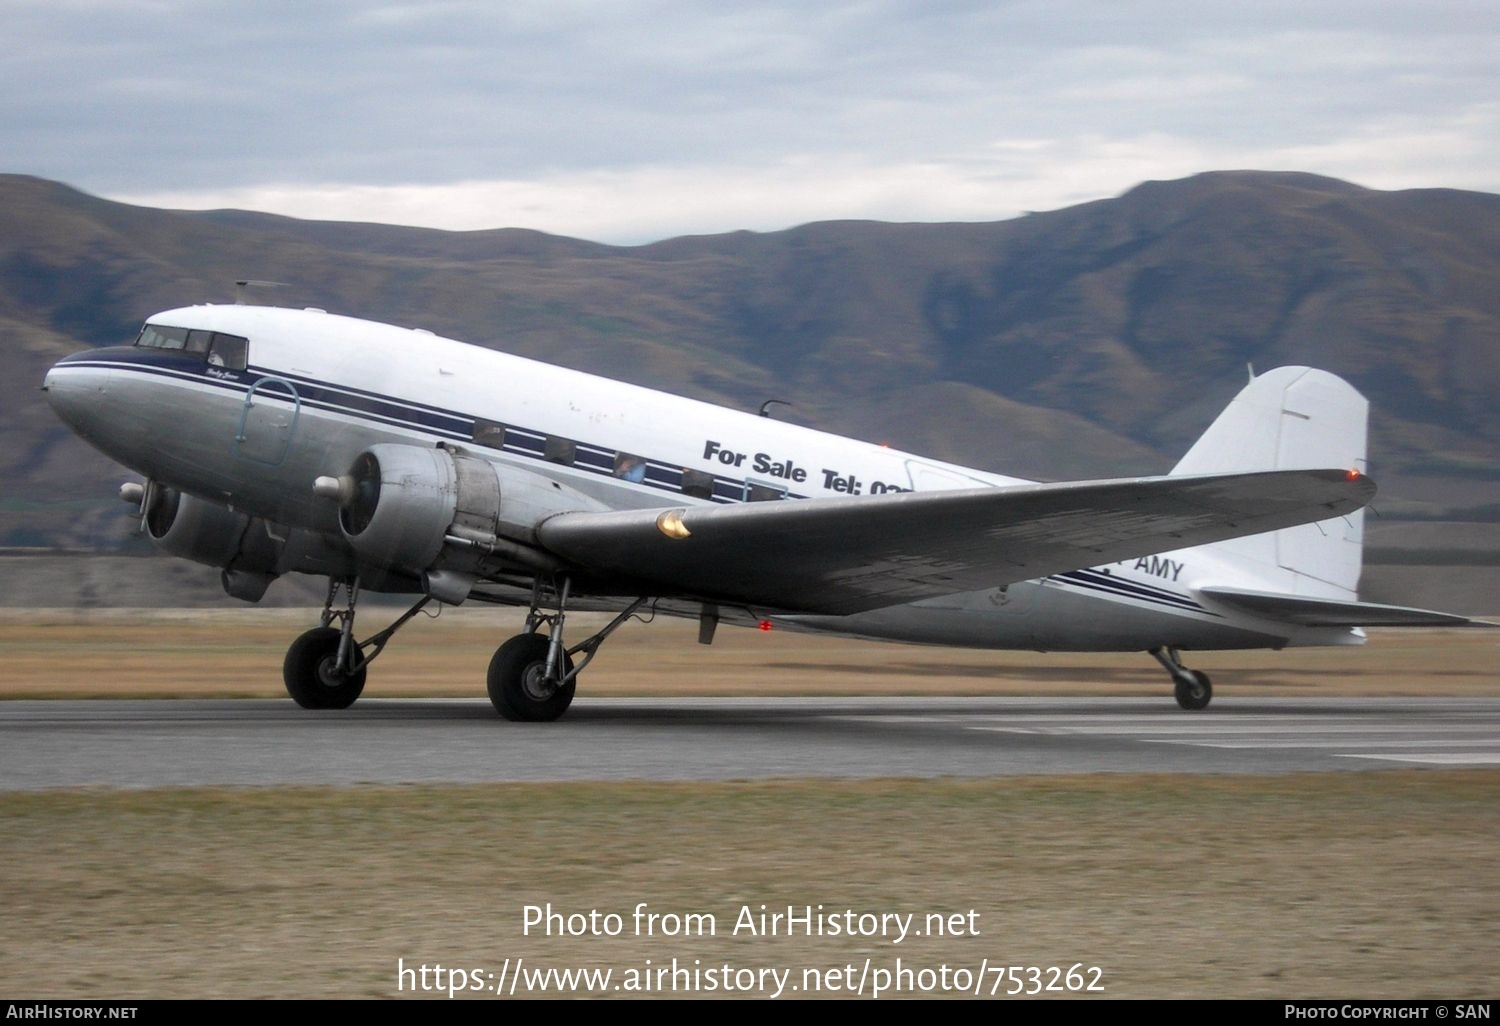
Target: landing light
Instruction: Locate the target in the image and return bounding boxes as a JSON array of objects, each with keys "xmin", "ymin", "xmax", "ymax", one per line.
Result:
[{"xmin": 655, "ymin": 510, "xmax": 691, "ymax": 540}]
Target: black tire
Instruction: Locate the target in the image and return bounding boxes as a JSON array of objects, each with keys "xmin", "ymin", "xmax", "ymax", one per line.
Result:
[
  {"xmin": 283, "ymin": 626, "xmax": 367, "ymax": 710},
  {"xmin": 1174, "ymin": 669, "xmax": 1212, "ymax": 711},
  {"xmin": 487, "ymin": 633, "xmax": 576, "ymax": 722}
]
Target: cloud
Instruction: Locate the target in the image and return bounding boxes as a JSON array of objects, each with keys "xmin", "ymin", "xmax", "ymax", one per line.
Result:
[
  {"xmin": 111, "ymin": 99, "xmax": 1500, "ymax": 245},
  {"xmin": 6, "ymin": 1, "xmax": 1499, "ymax": 241},
  {"xmin": 115, "ymin": 160, "xmax": 1034, "ymax": 243},
  {"xmin": 92, "ymin": 141, "xmax": 1212, "ymax": 243}
]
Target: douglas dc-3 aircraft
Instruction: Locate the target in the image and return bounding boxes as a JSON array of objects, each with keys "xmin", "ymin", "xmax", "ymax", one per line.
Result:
[{"xmin": 42, "ymin": 301, "xmax": 1483, "ymax": 719}]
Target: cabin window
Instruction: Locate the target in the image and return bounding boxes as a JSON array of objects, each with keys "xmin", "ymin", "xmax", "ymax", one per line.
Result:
[
  {"xmin": 544, "ymin": 436, "xmax": 577, "ymax": 465},
  {"xmin": 680, "ymin": 469, "xmax": 714, "ymax": 500},
  {"xmin": 747, "ymin": 482, "xmax": 788, "ymax": 502},
  {"xmin": 473, "ymin": 419, "xmax": 507, "ymax": 449},
  {"xmin": 613, "ymin": 452, "xmax": 647, "ymax": 483}
]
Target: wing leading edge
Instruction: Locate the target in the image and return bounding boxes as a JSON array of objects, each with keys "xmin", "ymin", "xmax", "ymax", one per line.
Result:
[{"xmin": 536, "ymin": 469, "xmax": 1374, "ymax": 615}]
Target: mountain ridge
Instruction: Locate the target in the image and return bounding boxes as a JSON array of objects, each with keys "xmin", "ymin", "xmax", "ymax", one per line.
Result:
[{"xmin": 4, "ymin": 170, "xmax": 1498, "ymax": 561}]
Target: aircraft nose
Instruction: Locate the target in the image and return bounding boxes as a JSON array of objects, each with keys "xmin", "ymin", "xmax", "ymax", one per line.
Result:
[
  {"xmin": 42, "ymin": 349, "xmax": 110, "ymax": 437},
  {"xmin": 44, "ymin": 346, "xmax": 163, "ymax": 471}
]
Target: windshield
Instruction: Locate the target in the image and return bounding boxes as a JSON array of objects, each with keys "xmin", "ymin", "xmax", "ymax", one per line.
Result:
[{"xmin": 135, "ymin": 322, "xmax": 249, "ymax": 371}]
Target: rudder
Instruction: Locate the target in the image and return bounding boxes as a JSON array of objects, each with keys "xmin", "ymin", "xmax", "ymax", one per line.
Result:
[{"xmin": 1172, "ymin": 367, "xmax": 1368, "ymax": 598}]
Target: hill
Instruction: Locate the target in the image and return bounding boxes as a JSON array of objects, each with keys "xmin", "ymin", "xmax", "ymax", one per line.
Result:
[{"xmin": 4, "ymin": 170, "xmax": 1498, "ymax": 606}]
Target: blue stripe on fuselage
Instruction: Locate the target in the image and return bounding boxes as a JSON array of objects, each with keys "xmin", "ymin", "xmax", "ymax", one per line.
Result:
[
  {"xmin": 1049, "ymin": 567, "xmax": 1216, "ymax": 617},
  {"xmin": 55, "ymin": 350, "xmax": 797, "ymax": 505}
]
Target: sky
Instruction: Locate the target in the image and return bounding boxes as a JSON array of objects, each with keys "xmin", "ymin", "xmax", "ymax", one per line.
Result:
[{"xmin": 5, "ymin": 1, "xmax": 1499, "ymax": 244}]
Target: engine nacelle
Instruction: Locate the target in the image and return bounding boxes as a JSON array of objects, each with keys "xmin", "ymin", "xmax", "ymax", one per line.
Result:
[
  {"xmin": 333, "ymin": 443, "xmax": 600, "ymax": 581},
  {"xmin": 142, "ymin": 484, "xmax": 358, "ymax": 602},
  {"xmin": 144, "ymin": 487, "xmax": 283, "ymax": 601},
  {"xmin": 336, "ymin": 445, "xmax": 483, "ymax": 573},
  {"xmin": 146, "ymin": 487, "xmax": 262, "ymax": 567}
]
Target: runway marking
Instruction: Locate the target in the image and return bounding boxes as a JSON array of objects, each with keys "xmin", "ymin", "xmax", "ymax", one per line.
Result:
[
  {"xmin": 841, "ymin": 714, "xmax": 1493, "ymax": 732},
  {"xmin": 946, "ymin": 714, "xmax": 1500, "ymax": 768},
  {"xmin": 1336, "ymin": 753, "xmax": 1500, "ymax": 766},
  {"xmin": 979, "ymin": 723, "xmax": 1495, "ymax": 735},
  {"xmin": 1153, "ymin": 739, "xmax": 1500, "ymax": 749}
]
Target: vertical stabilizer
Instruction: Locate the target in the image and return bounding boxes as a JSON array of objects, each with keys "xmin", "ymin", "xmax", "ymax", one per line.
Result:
[{"xmin": 1172, "ymin": 367, "xmax": 1368, "ymax": 597}]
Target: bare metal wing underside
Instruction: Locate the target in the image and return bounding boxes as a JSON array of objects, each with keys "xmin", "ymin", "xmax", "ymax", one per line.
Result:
[{"xmin": 536, "ymin": 469, "xmax": 1375, "ymax": 615}]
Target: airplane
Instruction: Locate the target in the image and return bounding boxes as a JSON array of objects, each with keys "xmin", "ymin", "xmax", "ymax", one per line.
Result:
[{"xmin": 40, "ymin": 300, "xmax": 1486, "ymax": 720}]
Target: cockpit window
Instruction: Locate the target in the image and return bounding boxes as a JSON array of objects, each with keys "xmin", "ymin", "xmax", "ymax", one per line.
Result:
[
  {"xmin": 136, "ymin": 324, "xmax": 189, "ymax": 351},
  {"xmin": 134, "ymin": 323, "xmax": 248, "ymax": 372},
  {"xmin": 207, "ymin": 333, "xmax": 248, "ymax": 371}
]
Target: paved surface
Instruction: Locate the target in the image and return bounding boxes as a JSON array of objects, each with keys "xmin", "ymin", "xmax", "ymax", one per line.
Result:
[{"xmin": 2, "ymin": 697, "xmax": 1498, "ymax": 789}]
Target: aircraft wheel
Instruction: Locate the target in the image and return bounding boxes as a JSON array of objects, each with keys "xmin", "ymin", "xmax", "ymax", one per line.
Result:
[
  {"xmin": 283, "ymin": 627, "xmax": 367, "ymax": 710},
  {"xmin": 488, "ymin": 633, "xmax": 576, "ymax": 722},
  {"xmin": 1174, "ymin": 669, "xmax": 1212, "ymax": 711}
]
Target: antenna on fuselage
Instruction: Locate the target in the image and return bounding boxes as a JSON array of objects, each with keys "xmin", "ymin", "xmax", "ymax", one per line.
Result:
[
  {"xmin": 758, "ymin": 399, "xmax": 791, "ymax": 418},
  {"xmin": 234, "ymin": 280, "xmax": 290, "ymax": 305}
]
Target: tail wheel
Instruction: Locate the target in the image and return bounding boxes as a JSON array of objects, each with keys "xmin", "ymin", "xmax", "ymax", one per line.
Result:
[{"xmin": 1174, "ymin": 669, "xmax": 1212, "ymax": 711}]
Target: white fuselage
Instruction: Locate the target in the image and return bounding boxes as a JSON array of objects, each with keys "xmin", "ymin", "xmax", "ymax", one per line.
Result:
[{"xmin": 44, "ymin": 304, "xmax": 1364, "ymax": 653}]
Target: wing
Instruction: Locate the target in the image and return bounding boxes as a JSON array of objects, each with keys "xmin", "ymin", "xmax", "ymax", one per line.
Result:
[
  {"xmin": 537, "ymin": 469, "xmax": 1374, "ymax": 615},
  {"xmin": 1199, "ymin": 587, "xmax": 1495, "ymax": 628}
]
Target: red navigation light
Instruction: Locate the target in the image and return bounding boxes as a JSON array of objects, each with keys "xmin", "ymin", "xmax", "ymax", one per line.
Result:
[
  {"xmin": 1346, "ymin": 468, "xmax": 1362, "ymax": 480},
  {"xmin": 758, "ymin": 619, "xmax": 774, "ymax": 632}
]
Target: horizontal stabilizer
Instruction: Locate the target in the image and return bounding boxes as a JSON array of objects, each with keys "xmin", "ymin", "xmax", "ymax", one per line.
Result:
[
  {"xmin": 1199, "ymin": 587, "xmax": 1495, "ymax": 628},
  {"xmin": 538, "ymin": 468, "xmax": 1374, "ymax": 615}
]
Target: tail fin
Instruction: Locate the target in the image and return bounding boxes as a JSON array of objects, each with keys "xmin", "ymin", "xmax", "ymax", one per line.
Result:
[{"xmin": 1172, "ymin": 366, "xmax": 1368, "ymax": 598}]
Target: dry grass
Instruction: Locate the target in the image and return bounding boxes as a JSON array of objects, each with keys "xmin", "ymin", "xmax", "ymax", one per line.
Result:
[
  {"xmin": 2, "ymin": 608, "xmax": 1498, "ymax": 700},
  {"xmin": 3, "ymin": 613, "xmax": 1497, "ymax": 999},
  {"xmin": 1, "ymin": 774, "xmax": 1495, "ymax": 999}
]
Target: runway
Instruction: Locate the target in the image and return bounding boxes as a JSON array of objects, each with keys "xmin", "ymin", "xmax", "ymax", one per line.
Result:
[{"xmin": 2, "ymin": 696, "xmax": 1498, "ymax": 789}]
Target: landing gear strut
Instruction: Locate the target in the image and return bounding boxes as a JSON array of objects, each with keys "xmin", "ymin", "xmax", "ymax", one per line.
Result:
[
  {"xmin": 1150, "ymin": 645, "xmax": 1213, "ymax": 711},
  {"xmin": 487, "ymin": 577, "xmax": 647, "ymax": 722},
  {"xmin": 282, "ymin": 578, "xmax": 434, "ymax": 710}
]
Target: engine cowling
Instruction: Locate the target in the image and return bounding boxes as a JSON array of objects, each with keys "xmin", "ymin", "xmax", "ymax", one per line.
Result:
[
  {"xmin": 146, "ymin": 487, "xmax": 258, "ymax": 566},
  {"xmin": 337, "ymin": 444, "xmax": 486, "ymax": 572},
  {"xmin": 143, "ymin": 487, "xmax": 282, "ymax": 601},
  {"xmin": 331, "ymin": 443, "xmax": 601, "ymax": 583},
  {"xmin": 142, "ymin": 485, "xmax": 358, "ymax": 602}
]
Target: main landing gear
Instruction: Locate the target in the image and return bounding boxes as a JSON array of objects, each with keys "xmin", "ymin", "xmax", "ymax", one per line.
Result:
[
  {"xmin": 281, "ymin": 575, "xmax": 647, "ymax": 719},
  {"xmin": 1149, "ymin": 645, "xmax": 1213, "ymax": 711},
  {"xmin": 488, "ymin": 577, "xmax": 647, "ymax": 722},
  {"xmin": 282, "ymin": 579, "xmax": 434, "ymax": 710}
]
